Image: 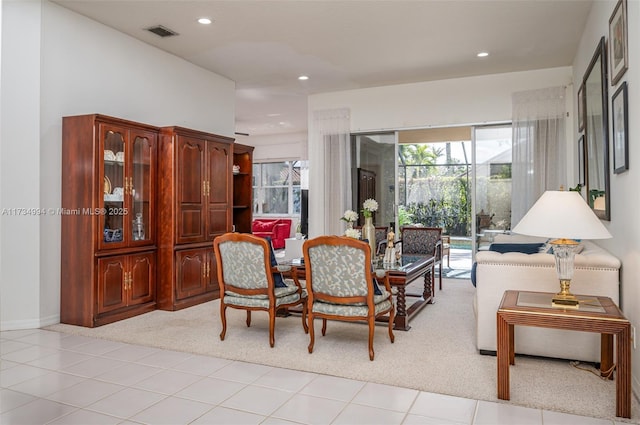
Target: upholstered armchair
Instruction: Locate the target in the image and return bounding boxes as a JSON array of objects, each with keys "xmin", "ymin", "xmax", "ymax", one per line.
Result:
[
  {"xmin": 303, "ymin": 235, "xmax": 395, "ymax": 360},
  {"xmin": 213, "ymin": 233, "xmax": 308, "ymax": 347},
  {"xmin": 400, "ymin": 226, "xmax": 444, "ymax": 290}
]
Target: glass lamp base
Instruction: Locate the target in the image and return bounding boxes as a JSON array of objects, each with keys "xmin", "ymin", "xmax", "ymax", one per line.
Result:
[{"xmin": 551, "ymin": 240, "xmax": 580, "ymax": 309}]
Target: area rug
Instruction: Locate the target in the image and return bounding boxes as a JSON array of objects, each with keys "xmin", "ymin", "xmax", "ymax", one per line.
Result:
[{"xmin": 47, "ymin": 279, "xmax": 639, "ymax": 422}]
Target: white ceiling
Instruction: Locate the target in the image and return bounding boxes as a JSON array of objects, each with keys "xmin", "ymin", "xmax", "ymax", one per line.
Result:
[{"xmin": 52, "ymin": 0, "xmax": 593, "ymax": 137}]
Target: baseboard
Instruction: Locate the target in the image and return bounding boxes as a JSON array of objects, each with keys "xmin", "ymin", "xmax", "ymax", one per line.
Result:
[{"xmin": 0, "ymin": 313, "xmax": 59, "ymax": 331}]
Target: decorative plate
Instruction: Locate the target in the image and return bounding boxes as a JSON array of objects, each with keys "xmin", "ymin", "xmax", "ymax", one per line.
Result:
[{"xmin": 104, "ymin": 176, "xmax": 112, "ymax": 194}]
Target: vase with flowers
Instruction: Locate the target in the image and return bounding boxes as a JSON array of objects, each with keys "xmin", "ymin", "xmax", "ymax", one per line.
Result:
[
  {"xmin": 361, "ymin": 198, "xmax": 379, "ymax": 255},
  {"xmin": 340, "ymin": 209, "xmax": 358, "ymax": 230},
  {"xmin": 344, "ymin": 228, "xmax": 361, "ymax": 239}
]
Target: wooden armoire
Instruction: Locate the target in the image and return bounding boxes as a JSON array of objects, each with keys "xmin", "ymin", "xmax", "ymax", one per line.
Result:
[{"xmin": 157, "ymin": 127, "xmax": 234, "ymax": 311}]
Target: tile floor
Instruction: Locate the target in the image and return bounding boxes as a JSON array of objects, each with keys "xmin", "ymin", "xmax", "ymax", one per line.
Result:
[{"xmin": 0, "ymin": 328, "xmax": 624, "ymax": 424}]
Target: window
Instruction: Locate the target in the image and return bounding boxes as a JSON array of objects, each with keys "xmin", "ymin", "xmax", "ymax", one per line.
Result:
[{"xmin": 253, "ymin": 161, "xmax": 307, "ymax": 216}]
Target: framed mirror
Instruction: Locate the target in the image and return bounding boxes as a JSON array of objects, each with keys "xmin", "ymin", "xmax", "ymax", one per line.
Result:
[{"xmin": 583, "ymin": 37, "xmax": 610, "ymax": 220}]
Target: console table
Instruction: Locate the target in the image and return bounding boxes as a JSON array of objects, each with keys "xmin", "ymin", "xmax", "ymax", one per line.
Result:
[{"xmin": 497, "ymin": 290, "xmax": 631, "ymax": 418}]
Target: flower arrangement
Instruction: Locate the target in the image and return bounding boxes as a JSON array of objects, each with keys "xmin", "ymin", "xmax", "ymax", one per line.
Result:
[
  {"xmin": 340, "ymin": 209, "xmax": 358, "ymax": 224},
  {"xmin": 345, "ymin": 228, "xmax": 361, "ymax": 239},
  {"xmin": 361, "ymin": 198, "xmax": 379, "ymax": 218}
]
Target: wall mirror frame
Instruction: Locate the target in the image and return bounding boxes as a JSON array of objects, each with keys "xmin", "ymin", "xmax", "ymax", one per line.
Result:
[{"xmin": 583, "ymin": 36, "xmax": 610, "ymax": 220}]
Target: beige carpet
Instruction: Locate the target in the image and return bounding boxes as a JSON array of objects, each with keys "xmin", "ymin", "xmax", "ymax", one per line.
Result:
[{"xmin": 47, "ymin": 279, "xmax": 639, "ymax": 422}]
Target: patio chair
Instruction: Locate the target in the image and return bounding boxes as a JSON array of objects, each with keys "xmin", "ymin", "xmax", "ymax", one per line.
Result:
[
  {"xmin": 441, "ymin": 235, "xmax": 451, "ymax": 268},
  {"xmin": 213, "ymin": 233, "xmax": 308, "ymax": 347},
  {"xmin": 303, "ymin": 235, "xmax": 395, "ymax": 361}
]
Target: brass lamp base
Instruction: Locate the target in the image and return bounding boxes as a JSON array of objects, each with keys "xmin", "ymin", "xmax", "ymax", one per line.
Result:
[{"xmin": 552, "ymin": 279, "xmax": 579, "ymax": 308}]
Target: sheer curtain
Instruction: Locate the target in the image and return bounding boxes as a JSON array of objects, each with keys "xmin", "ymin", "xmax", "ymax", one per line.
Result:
[
  {"xmin": 511, "ymin": 86, "xmax": 567, "ymax": 226},
  {"xmin": 313, "ymin": 108, "xmax": 351, "ymax": 236}
]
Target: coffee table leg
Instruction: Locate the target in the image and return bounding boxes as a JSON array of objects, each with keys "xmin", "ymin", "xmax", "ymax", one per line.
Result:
[
  {"xmin": 425, "ymin": 268, "xmax": 435, "ymax": 304},
  {"xmin": 393, "ymin": 286, "xmax": 410, "ymax": 331},
  {"xmin": 616, "ymin": 326, "xmax": 631, "ymax": 418},
  {"xmin": 497, "ymin": 313, "xmax": 510, "ymax": 400}
]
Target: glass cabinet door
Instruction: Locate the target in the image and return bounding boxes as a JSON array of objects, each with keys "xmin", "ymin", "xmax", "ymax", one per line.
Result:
[
  {"xmin": 129, "ymin": 132, "xmax": 155, "ymax": 245},
  {"xmin": 100, "ymin": 125, "xmax": 127, "ymax": 249}
]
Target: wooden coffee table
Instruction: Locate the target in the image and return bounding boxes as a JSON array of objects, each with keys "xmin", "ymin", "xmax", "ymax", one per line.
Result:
[
  {"xmin": 280, "ymin": 254, "xmax": 435, "ymax": 331},
  {"xmin": 497, "ymin": 290, "xmax": 631, "ymax": 418},
  {"xmin": 374, "ymin": 255, "xmax": 435, "ymax": 331}
]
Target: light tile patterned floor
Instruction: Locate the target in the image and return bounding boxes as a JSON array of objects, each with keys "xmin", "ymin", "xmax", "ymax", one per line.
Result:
[{"xmin": 0, "ymin": 328, "xmax": 623, "ymax": 424}]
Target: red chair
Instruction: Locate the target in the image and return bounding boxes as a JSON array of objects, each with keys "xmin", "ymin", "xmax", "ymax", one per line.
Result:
[{"xmin": 251, "ymin": 219, "xmax": 292, "ymax": 249}]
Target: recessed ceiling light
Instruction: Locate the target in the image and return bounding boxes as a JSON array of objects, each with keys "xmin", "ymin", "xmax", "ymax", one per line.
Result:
[
  {"xmin": 198, "ymin": 17, "xmax": 212, "ymax": 24},
  {"xmin": 477, "ymin": 52, "xmax": 489, "ymax": 58},
  {"xmin": 298, "ymin": 75, "xmax": 309, "ymax": 81}
]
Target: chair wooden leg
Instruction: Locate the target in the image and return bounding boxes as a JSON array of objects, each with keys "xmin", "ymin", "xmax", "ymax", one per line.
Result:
[
  {"xmin": 368, "ymin": 316, "xmax": 375, "ymax": 361},
  {"xmin": 220, "ymin": 304, "xmax": 227, "ymax": 341},
  {"xmin": 388, "ymin": 306, "xmax": 395, "ymax": 343},
  {"xmin": 439, "ymin": 261, "xmax": 443, "ymax": 290},
  {"xmin": 308, "ymin": 312, "xmax": 315, "ymax": 354},
  {"xmin": 246, "ymin": 311, "xmax": 251, "ymax": 327},
  {"xmin": 301, "ymin": 301, "xmax": 309, "ymax": 333},
  {"xmin": 268, "ymin": 309, "xmax": 276, "ymax": 348},
  {"xmin": 321, "ymin": 318, "xmax": 327, "ymax": 336}
]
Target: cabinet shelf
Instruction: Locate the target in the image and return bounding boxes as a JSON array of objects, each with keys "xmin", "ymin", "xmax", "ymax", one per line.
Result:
[{"xmin": 232, "ymin": 144, "xmax": 254, "ymax": 234}]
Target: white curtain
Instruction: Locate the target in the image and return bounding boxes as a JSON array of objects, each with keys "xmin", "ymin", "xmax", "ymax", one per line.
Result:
[
  {"xmin": 313, "ymin": 108, "xmax": 351, "ymax": 236},
  {"xmin": 511, "ymin": 86, "xmax": 567, "ymax": 226}
]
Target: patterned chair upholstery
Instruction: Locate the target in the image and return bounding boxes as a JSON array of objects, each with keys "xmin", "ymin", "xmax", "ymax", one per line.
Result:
[
  {"xmin": 213, "ymin": 233, "xmax": 308, "ymax": 347},
  {"xmin": 400, "ymin": 226, "xmax": 444, "ymax": 290},
  {"xmin": 303, "ymin": 235, "xmax": 395, "ymax": 360}
]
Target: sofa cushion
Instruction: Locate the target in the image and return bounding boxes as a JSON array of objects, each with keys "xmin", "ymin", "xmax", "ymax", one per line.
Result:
[
  {"xmin": 265, "ymin": 237, "xmax": 286, "ymax": 288},
  {"xmin": 488, "ymin": 242, "xmax": 545, "ymax": 254}
]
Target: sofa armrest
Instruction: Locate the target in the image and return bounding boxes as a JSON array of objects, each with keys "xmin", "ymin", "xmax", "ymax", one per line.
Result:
[{"xmin": 272, "ymin": 223, "xmax": 290, "ymax": 240}]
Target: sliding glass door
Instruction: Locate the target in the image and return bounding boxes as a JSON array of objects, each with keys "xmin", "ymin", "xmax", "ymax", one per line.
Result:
[{"xmin": 472, "ymin": 125, "xmax": 513, "ymax": 256}]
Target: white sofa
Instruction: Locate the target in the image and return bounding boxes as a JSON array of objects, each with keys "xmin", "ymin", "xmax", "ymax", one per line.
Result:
[{"xmin": 473, "ymin": 234, "xmax": 621, "ymax": 363}]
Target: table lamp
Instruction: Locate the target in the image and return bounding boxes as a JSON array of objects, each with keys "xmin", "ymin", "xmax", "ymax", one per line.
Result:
[{"xmin": 512, "ymin": 190, "xmax": 612, "ymax": 307}]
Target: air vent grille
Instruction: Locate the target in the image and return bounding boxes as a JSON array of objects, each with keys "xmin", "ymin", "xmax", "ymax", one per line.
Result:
[{"xmin": 146, "ymin": 25, "xmax": 179, "ymax": 38}]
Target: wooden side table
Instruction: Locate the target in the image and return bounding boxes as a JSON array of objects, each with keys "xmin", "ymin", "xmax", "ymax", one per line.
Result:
[{"xmin": 497, "ymin": 290, "xmax": 631, "ymax": 418}]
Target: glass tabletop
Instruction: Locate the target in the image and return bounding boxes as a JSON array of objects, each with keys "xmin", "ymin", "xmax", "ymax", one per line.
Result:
[
  {"xmin": 373, "ymin": 255, "xmax": 432, "ymax": 273},
  {"xmin": 516, "ymin": 291, "xmax": 606, "ymax": 313}
]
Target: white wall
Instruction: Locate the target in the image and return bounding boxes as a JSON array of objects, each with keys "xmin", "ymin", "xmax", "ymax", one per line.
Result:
[
  {"xmin": 573, "ymin": 0, "xmax": 640, "ymax": 392},
  {"xmin": 0, "ymin": 0, "xmax": 235, "ymax": 330},
  {"xmin": 307, "ymin": 67, "xmax": 573, "ymax": 237},
  {"xmin": 0, "ymin": 0, "xmax": 43, "ymax": 329}
]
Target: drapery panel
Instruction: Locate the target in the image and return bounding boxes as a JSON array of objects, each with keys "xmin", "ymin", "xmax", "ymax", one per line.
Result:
[
  {"xmin": 511, "ymin": 86, "xmax": 567, "ymax": 227},
  {"xmin": 313, "ymin": 108, "xmax": 351, "ymax": 236}
]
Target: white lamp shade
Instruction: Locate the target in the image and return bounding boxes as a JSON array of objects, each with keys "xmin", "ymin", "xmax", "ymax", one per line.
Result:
[{"xmin": 512, "ymin": 191, "xmax": 611, "ymax": 240}]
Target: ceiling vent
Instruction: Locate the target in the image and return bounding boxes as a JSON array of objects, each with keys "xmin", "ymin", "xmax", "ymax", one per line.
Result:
[{"xmin": 145, "ymin": 25, "xmax": 179, "ymax": 38}]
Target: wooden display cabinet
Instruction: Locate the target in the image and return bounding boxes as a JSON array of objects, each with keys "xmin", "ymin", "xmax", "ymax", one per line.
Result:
[
  {"xmin": 61, "ymin": 114, "xmax": 158, "ymax": 327},
  {"xmin": 158, "ymin": 126, "xmax": 234, "ymax": 310},
  {"xmin": 232, "ymin": 143, "xmax": 254, "ymax": 233}
]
